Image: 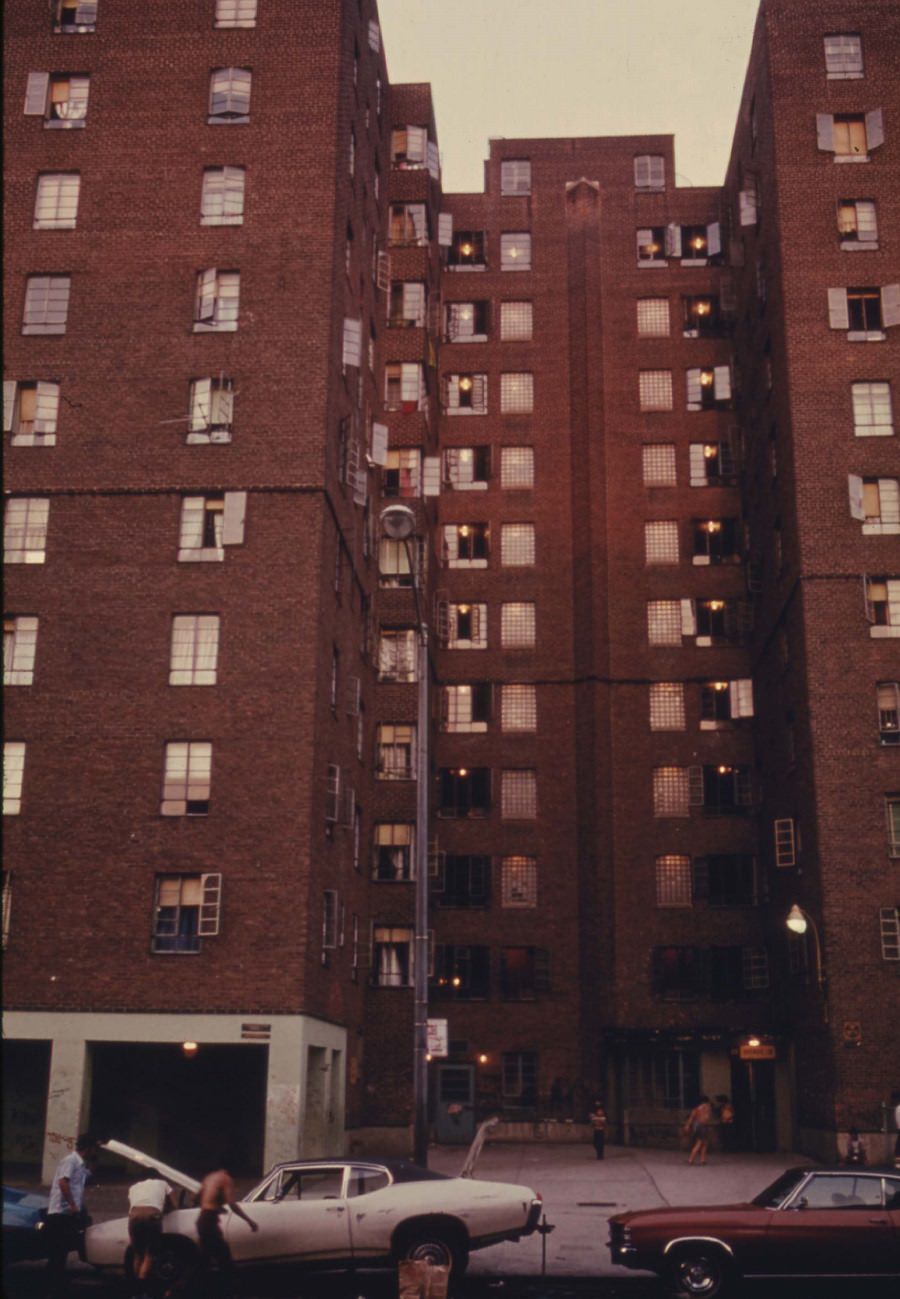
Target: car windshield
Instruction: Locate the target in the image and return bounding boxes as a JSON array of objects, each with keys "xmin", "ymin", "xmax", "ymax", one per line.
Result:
[{"xmin": 752, "ymin": 1168, "xmax": 809, "ymax": 1208}]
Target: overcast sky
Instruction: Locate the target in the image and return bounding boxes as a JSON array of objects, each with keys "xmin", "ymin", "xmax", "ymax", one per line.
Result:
[{"xmin": 377, "ymin": 0, "xmax": 760, "ymax": 193}]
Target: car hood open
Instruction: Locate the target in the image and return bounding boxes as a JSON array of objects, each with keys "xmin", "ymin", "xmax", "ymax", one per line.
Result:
[{"xmin": 100, "ymin": 1139, "xmax": 201, "ymax": 1195}]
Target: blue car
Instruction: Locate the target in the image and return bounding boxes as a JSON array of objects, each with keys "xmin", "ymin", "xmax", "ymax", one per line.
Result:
[{"xmin": 3, "ymin": 1185, "xmax": 50, "ymax": 1263}]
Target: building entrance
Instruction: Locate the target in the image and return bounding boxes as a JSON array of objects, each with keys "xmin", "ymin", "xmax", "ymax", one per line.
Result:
[{"xmin": 731, "ymin": 1056, "xmax": 777, "ymax": 1152}]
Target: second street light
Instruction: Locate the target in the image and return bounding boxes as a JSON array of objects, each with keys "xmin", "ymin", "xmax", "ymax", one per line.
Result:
[{"xmin": 380, "ymin": 504, "xmax": 430, "ymax": 1167}]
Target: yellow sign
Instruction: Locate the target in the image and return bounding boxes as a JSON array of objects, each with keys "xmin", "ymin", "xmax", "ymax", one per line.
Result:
[{"xmin": 739, "ymin": 1043, "xmax": 776, "ymax": 1060}]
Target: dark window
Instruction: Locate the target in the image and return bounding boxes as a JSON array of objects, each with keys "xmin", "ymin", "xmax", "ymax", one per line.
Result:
[
  {"xmin": 439, "ymin": 768, "xmax": 491, "ymax": 817},
  {"xmin": 431, "ymin": 945, "xmax": 490, "ymax": 999},
  {"xmin": 699, "ymin": 765, "xmax": 753, "ymax": 814},
  {"xmin": 700, "ymin": 682, "xmax": 732, "ymax": 724},
  {"xmin": 682, "ymin": 296, "xmax": 723, "ymax": 338},
  {"xmin": 848, "ymin": 287, "xmax": 883, "ymax": 332},
  {"xmin": 693, "ymin": 518, "xmax": 741, "ymax": 563},
  {"xmin": 500, "ymin": 947, "xmax": 550, "ymax": 1000},
  {"xmin": 652, "ymin": 946, "xmax": 705, "ymax": 999},
  {"xmin": 694, "ymin": 855, "xmax": 758, "ymax": 906},
  {"xmin": 436, "ymin": 855, "xmax": 491, "ymax": 908}
]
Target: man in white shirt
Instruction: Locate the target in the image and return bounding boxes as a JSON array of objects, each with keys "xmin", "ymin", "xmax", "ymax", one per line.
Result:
[
  {"xmin": 128, "ymin": 1176, "xmax": 178, "ymax": 1297},
  {"xmin": 45, "ymin": 1132, "xmax": 99, "ymax": 1293}
]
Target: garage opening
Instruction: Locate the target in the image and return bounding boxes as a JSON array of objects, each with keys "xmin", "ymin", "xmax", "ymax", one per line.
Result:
[
  {"xmin": 88, "ymin": 1042, "xmax": 267, "ymax": 1178},
  {"xmin": 2, "ymin": 1040, "xmax": 51, "ymax": 1175}
]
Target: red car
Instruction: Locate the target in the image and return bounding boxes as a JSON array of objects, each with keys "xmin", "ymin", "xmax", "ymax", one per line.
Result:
[{"xmin": 608, "ymin": 1165, "xmax": 900, "ymax": 1296}]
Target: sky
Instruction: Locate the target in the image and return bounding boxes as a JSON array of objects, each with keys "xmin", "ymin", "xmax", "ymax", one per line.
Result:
[{"xmin": 377, "ymin": 0, "xmax": 761, "ymax": 193}]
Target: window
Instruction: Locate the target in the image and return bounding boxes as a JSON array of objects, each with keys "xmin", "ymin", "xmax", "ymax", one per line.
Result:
[
  {"xmin": 152, "ymin": 873, "xmax": 221, "ymax": 953},
  {"xmin": 373, "ymin": 926, "xmax": 412, "ymax": 985},
  {"xmin": 700, "ymin": 854, "xmax": 758, "ymax": 907},
  {"xmin": 215, "ymin": 0, "xmax": 257, "ymax": 27},
  {"xmin": 693, "ymin": 518, "xmax": 742, "ymax": 563},
  {"xmin": 818, "ymin": 110, "xmax": 884, "ymax": 159},
  {"xmin": 390, "ymin": 126, "xmax": 427, "ymax": 169},
  {"xmin": 655, "ymin": 855, "xmax": 692, "ymax": 907},
  {"xmin": 501, "ymin": 602, "xmax": 535, "ymax": 649},
  {"xmin": 501, "ymin": 684, "xmax": 536, "ymax": 732},
  {"xmin": 500, "ymin": 233, "xmax": 531, "ymax": 271},
  {"xmin": 208, "ymin": 67, "xmax": 251, "ymax": 123},
  {"xmin": 169, "ymin": 615, "xmax": 219, "ymax": 685},
  {"xmin": 639, "ymin": 370, "xmax": 673, "ymax": 412},
  {"xmin": 436, "ymin": 857, "xmax": 491, "ymax": 909},
  {"xmin": 178, "ymin": 494, "xmax": 228, "ymax": 560},
  {"xmin": 694, "ymin": 598, "xmax": 748, "ymax": 645},
  {"xmin": 321, "ymin": 890, "xmax": 338, "ymax": 952},
  {"xmin": 852, "ymin": 381, "xmax": 893, "ymax": 435},
  {"xmin": 888, "ymin": 796, "xmax": 900, "ymax": 858},
  {"xmin": 384, "ymin": 362, "xmax": 426, "ymax": 412},
  {"xmin": 502, "ymin": 1052, "xmax": 537, "ymax": 1106},
  {"xmin": 643, "ymin": 444, "xmax": 676, "ymax": 487},
  {"xmin": 383, "ymin": 449, "xmax": 421, "ymax": 498},
  {"xmin": 448, "ymin": 230, "xmax": 486, "ymax": 269},
  {"xmin": 636, "ymin": 299, "xmax": 669, "ymax": 337},
  {"xmin": 644, "ymin": 521, "xmax": 679, "ymax": 565},
  {"xmin": 24, "ymin": 73, "xmax": 89, "ymax": 127},
  {"xmin": 444, "ymin": 300, "xmax": 488, "ymax": 341},
  {"xmin": 697, "ymin": 764, "xmax": 753, "ymax": 815},
  {"xmin": 500, "ymin": 948, "xmax": 549, "ymax": 1001},
  {"xmin": 375, "ymin": 724, "xmax": 415, "ymax": 780},
  {"xmin": 161, "ymin": 742, "xmax": 212, "ymax": 815},
  {"xmin": 444, "ymin": 446, "xmax": 490, "ymax": 490},
  {"xmin": 866, "ymin": 579, "xmax": 900, "ymax": 635},
  {"xmin": 373, "ymin": 824, "xmax": 413, "ymax": 882},
  {"xmin": 432, "ymin": 944, "xmax": 490, "ymax": 997},
  {"xmin": 653, "ymin": 767, "xmax": 690, "ymax": 817},
  {"xmin": 837, "ymin": 199, "xmax": 877, "ymax": 247},
  {"xmin": 501, "ymin": 523, "xmax": 535, "ymax": 567},
  {"xmin": 881, "ymin": 908, "xmax": 900, "ymax": 961},
  {"xmin": 200, "ymin": 167, "xmax": 245, "ymax": 225},
  {"xmin": 686, "ymin": 367, "xmax": 732, "ymax": 410},
  {"xmin": 500, "ymin": 301, "xmax": 533, "ymax": 341},
  {"xmin": 2, "ymin": 871, "xmax": 10, "ymax": 948},
  {"xmin": 829, "ymin": 285, "xmax": 893, "ymax": 336},
  {"xmin": 646, "ymin": 600, "xmax": 683, "ymax": 646},
  {"xmin": 193, "ymin": 269, "xmax": 240, "ymax": 332},
  {"xmin": 651, "ymin": 947, "xmax": 703, "ymax": 999},
  {"xmin": 22, "ymin": 275, "xmax": 70, "ymax": 334},
  {"xmin": 378, "ymin": 537, "xmax": 417, "ymax": 588},
  {"xmin": 439, "ymin": 767, "xmax": 491, "ymax": 818},
  {"xmin": 676, "ymin": 224, "xmax": 720, "ymax": 264},
  {"xmin": 442, "ymin": 684, "xmax": 490, "ymax": 733},
  {"xmin": 682, "ymin": 296, "xmax": 723, "ymax": 338},
  {"xmin": 444, "ymin": 523, "xmax": 489, "ymax": 567},
  {"xmin": 500, "ymin": 373, "xmax": 533, "ymax": 414},
  {"xmin": 851, "ymin": 477, "xmax": 900, "ymax": 533},
  {"xmin": 689, "ymin": 441, "xmax": 739, "ymax": 485},
  {"xmin": 389, "ymin": 203, "xmax": 427, "ymax": 247},
  {"xmin": 54, "ymin": 1, "xmax": 98, "ymax": 31},
  {"xmin": 389, "ymin": 282, "xmax": 426, "ymax": 328},
  {"xmin": 700, "ymin": 679, "xmax": 753, "ymax": 727},
  {"xmin": 377, "ymin": 628, "xmax": 416, "ymax": 682},
  {"xmin": 502, "ymin": 855, "xmax": 537, "ymax": 907},
  {"xmin": 634, "ymin": 154, "xmax": 665, "ymax": 190},
  {"xmin": 4, "ymin": 617, "xmax": 38, "ymax": 686},
  {"xmin": 443, "ymin": 373, "xmax": 487, "ymax": 415},
  {"xmin": 445, "ymin": 603, "xmax": 487, "ymax": 649},
  {"xmin": 501, "ymin": 159, "xmax": 531, "ymax": 195},
  {"xmin": 637, "ymin": 227, "xmax": 666, "ymax": 265},
  {"xmin": 501, "ymin": 769, "xmax": 537, "ymax": 819},
  {"xmin": 824, "ymin": 33, "xmax": 863, "ymax": 77},
  {"xmin": 4, "ymin": 498, "xmax": 50, "ymax": 564},
  {"xmin": 34, "ymin": 173, "xmax": 80, "ymax": 229},
  {"xmin": 877, "ymin": 683, "xmax": 900, "ymax": 745},
  {"xmin": 3, "ymin": 743, "xmax": 26, "ymax": 815},
  {"xmin": 4, "ymin": 381, "xmax": 60, "ymax": 446},
  {"xmin": 500, "ymin": 446, "xmax": 534, "ymax": 490},
  {"xmin": 649, "ymin": 683, "xmax": 685, "ymax": 731},
  {"xmin": 187, "ymin": 376, "xmax": 234, "ymax": 444}
]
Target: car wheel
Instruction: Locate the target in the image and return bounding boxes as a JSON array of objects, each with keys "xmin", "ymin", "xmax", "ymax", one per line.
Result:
[
  {"xmin": 150, "ymin": 1236, "xmax": 200, "ymax": 1291},
  {"xmin": 397, "ymin": 1226, "xmax": 469, "ymax": 1276},
  {"xmin": 666, "ymin": 1245, "xmax": 733, "ymax": 1297}
]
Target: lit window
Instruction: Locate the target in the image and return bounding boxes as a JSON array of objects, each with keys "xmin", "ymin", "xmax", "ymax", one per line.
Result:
[
  {"xmin": 193, "ymin": 269, "xmax": 240, "ymax": 332},
  {"xmin": 851, "ymin": 381, "xmax": 893, "ymax": 436},
  {"xmin": 502, "ymin": 856, "xmax": 537, "ymax": 907},
  {"xmin": 439, "ymin": 767, "xmax": 491, "ymax": 817},
  {"xmin": 375, "ymin": 723, "xmax": 416, "ymax": 780},
  {"xmin": 444, "ymin": 300, "xmax": 487, "ymax": 341},
  {"xmin": 208, "ymin": 67, "xmax": 252, "ymax": 123},
  {"xmin": 169, "ymin": 615, "xmax": 220, "ymax": 686},
  {"xmin": 444, "ymin": 446, "xmax": 490, "ymax": 490},
  {"xmin": 500, "ymin": 233, "xmax": 531, "ymax": 271},
  {"xmin": 501, "ymin": 446, "xmax": 534, "ymax": 489},
  {"xmin": 34, "ymin": 173, "xmax": 80, "ymax": 229},
  {"xmin": 639, "ymin": 370, "xmax": 673, "ymax": 411},
  {"xmin": 188, "ymin": 377, "xmax": 234, "ymax": 444},
  {"xmin": 653, "ymin": 767, "xmax": 690, "ymax": 817},
  {"xmin": 500, "ymin": 301, "xmax": 533, "ymax": 340},
  {"xmin": 3, "ymin": 743, "xmax": 26, "ymax": 815},
  {"xmin": 373, "ymin": 926, "xmax": 412, "ymax": 986},
  {"xmin": 448, "ymin": 230, "xmax": 486, "ymax": 269},
  {"xmin": 373, "ymin": 823, "xmax": 413, "ymax": 881},
  {"xmin": 4, "ymin": 617, "xmax": 38, "ymax": 686},
  {"xmin": 5, "ymin": 381, "xmax": 60, "ymax": 446},
  {"xmin": 215, "ymin": 0, "xmax": 257, "ymax": 27},
  {"xmin": 501, "ymin": 769, "xmax": 537, "ymax": 819},
  {"xmin": 649, "ymin": 683, "xmax": 685, "ymax": 731},
  {"xmin": 22, "ymin": 275, "xmax": 71, "ymax": 335},
  {"xmin": 200, "ymin": 166, "xmax": 245, "ymax": 225},
  {"xmin": 637, "ymin": 298, "xmax": 669, "ymax": 336},
  {"xmin": 501, "ymin": 684, "xmax": 536, "ymax": 732},
  {"xmin": 642, "ymin": 444, "xmax": 676, "ymax": 487},
  {"xmin": 442, "ymin": 684, "xmax": 491, "ymax": 733},
  {"xmin": 161, "ymin": 741, "xmax": 212, "ymax": 815},
  {"xmin": 644, "ymin": 521, "xmax": 679, "ymax": 565},
  {"xmin": 686, "ymin": 367, "xmax": 732, "ymax": 410},
  {"xmin": 877, "ymin": 683, "xmax": 900, "ymax": 746},
  {"xmin": 824, "ymin": 33, "xmax": 863, "ymax": 77},
  {"xmin": 24, "ymin": 73, "xmax": 90, "ymax": 127},
  {"xmin": 647, "ymin": 600, "xmax": 683, "ymax": 646},
  {"xmin": 445, "ymin": 603, "xmax": 487, "ymax": 649},
  {"xmin": 444, "ymin": 523, "xmax": 489, "ymax": 568},
  {"xmin": 377, "ymin": 628, "xmax": 417, "ymax": 682},
  {"xmin": 636, "ymin": 226, "xmax": 666, "ymax": 265},
  {"xmin": 689, "ymin": 441, "xmax": 738, "ymax": 485},
  {"xmin": 837, "ymin": 199, "xmax": 877, "ymax": 247},
  {"xmin": 655, "ymin": 855, "xmax": 692, "ymax": 906},
  {"xmin": 682, "ymin": 295, "xmax": 723, "ymax": 338},
  {"xmin": 153, "ymin": 874, "xmax": 221, "ymax": 953},
  {"xmin": 634, "ymin": 155, "xmax": 665, "ymax": 190},
  {"xmin": 501, "ymin": 602, "xmax": 535, "ymax": 648},
  {"xmin": 500, "ymin": 372, "xmax": 533, "ymax": 413},
  {"xmin": 4, "ymin": 498, "xmax": 50, "ymax": 564},
  {"xmin": 501, "ymin": 523, "xmax": 535, "ymax": 567},
  {"xmin": 692, "ymin": 517, "xmax": 742, "ymax": 563},
  {"xmin": 501, "ymin": 159, "xmax": 531, "ymax": 195},
  {"xmin": 53, "ymin": 1, "xmax": 98, "ymax": 32}
]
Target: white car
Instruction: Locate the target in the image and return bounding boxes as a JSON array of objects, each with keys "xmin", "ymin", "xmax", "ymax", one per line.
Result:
[{"xmin": 85, "ymin": 1139, "xmax": 542, "ymax": 1284}]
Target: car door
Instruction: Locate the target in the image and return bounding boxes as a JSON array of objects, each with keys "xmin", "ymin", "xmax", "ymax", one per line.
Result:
[
  {"xmin": 223, "ymin": 1165, "xmax": 352, "ymax": 1263},
  {"xmin": 763, "ymin": 1173, "xmax": 896, "ymax": 1274}
]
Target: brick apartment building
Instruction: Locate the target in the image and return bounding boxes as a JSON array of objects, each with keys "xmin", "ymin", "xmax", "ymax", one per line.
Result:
[{"xmin": 3, "ymin": 0, "xmax": 898, "ymax": 1180}]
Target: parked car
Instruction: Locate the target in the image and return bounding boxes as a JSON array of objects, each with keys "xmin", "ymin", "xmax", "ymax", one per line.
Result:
[
  {"xmin": 3, "ymin": 1185, "xmax": 49, "ymax": 1263},
  {"xmin": 85, "ymin": 1139, "xmax": 542, "ymax": 1284},
  {"xmin": 608, "ymin": 1165, "xmax": 900, "ymax": 1296}
]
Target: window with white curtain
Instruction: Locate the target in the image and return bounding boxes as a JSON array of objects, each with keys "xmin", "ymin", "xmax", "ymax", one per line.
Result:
[
  {"xmin": 169, "ymin": 615, "xmax": 220, "ymax": 685},
  {"xmin": 201, "ymin": 167, "xmax": 245, "ymax": 225},
  {"xmin": 34, "ymin": 173, "xmax": 80, "ymax": 229},
  {"xmin": 208, "ymin": 67, "xmax": 252, "ymax": 122}
]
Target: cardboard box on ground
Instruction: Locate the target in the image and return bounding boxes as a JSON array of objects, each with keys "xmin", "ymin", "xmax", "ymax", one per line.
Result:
[{"xmin": 398, "ymin": 1259, "xmax": 450, "ymax": 1299}]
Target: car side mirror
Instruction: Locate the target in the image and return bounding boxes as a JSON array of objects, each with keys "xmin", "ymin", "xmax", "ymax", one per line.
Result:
[{"xmin": 792, "ymin": 1197, "xmax": 808, "ymax": 1210}]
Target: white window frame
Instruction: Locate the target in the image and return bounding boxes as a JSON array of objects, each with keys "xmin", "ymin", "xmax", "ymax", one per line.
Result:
[
  {"xmin": 200, "ymin": 166, "xmax": 245, "ymax": 225},
  {"xmin": 3, "ymin": 743, "xmax": 26, "ymax": 816},
  {"xmin": 824, "ymin": 33, "xmax": 863, "ymax": 78},
  {"xmin": 501, "ymin": 159, "xmax": 532, "ymax": 196},
  {"xmin": 445, "ymin": 603, "xmax": 487, "ymax": 650},
  {"xmin": 4, "ymin": 498, "xmax": 50, "ymax": 564},
  {"xmin": 193, "ymin": 268, "xmax": 240, "ymax": 332},
  {"xmin": 188, "ymin": 377, "xmax": 234, "ymax": 444},
  {"xmin": 500, "ymin": 232, "xmax": 531, "ymax": 271},
  {"xmin": 4, "ymin": 381, "xmax": 60, "ymax": 447},
  {"xmin": 214, "ymin": 0, "xmax": 257, "ymax": 28},
  {"xmin": 54, "ymin": 2, "xmax": 98, "ymax": 33},
  {"xmin": 851, "ymin": 381, "xmax": 893, "ymax": 436},
  {"xmin": 22, "ymin": 275, "xmax": 71, "ymax": 335},
  {"xmin": 169, "ymin": 615, "xmax": 220, "ymax": 686},
  {"xmin": 34, "ymin": 173, "xmax": 80, "ymax": 229},
  {"xmin": 634, "ymin": 154, "xmax": 665, "ymax": 190},
  {"xmin": 208, "ymin": 67, "xmax": 252, "ymax": 123},
  {"xmin": 4, "ymin": 617, "xmax": 39, "ymax": 687},
  {"xmin": 160, "ymin": 741, "xmax": 212, "ymax": 816}
]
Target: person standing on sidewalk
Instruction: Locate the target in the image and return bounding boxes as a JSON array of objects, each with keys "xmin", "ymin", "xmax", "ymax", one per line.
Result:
[
  {"xmin": 589, "ymin": 1101, "xmax": 608, "ymax": 1160},
  {"xmin": 685, "ymin": 1096, "xmax": 713, "ymax": 1165},
  {"xmin": 127, "ymin": 1175, "xmax": 178, "ymax": 1298},
  {"xmin": 45, "ymin": 1133, "xmax": 100, "ymax": 1295}
]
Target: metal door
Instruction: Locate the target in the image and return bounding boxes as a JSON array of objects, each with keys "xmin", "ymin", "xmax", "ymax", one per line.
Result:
[{"xmin": 434, "ymin": 1065, "xmax": 475, "ymax": 1143}]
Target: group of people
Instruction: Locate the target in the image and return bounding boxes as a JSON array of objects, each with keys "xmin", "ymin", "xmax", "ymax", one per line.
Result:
[{"xmin": 46, "ymin": 1133, "xmax": 256, "ymax": 1298}]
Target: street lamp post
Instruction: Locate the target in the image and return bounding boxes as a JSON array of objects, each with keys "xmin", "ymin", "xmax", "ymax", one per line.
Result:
[
  {"xmin": 381, "ymin": 505, "xmax": 430, "ymax": 1166},
  {"xmin": 785, "ymin": 904, "xmax": 828, "ymax": 1022}
]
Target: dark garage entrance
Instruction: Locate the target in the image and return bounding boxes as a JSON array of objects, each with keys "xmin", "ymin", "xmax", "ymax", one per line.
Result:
[
  {"xmin": 2, "ymin": 1040, "xmax": 51, "ymax": 1174},
  {"xmin": 88, "ymin": 1042, "xmax": 267, "ymax": 1178}
]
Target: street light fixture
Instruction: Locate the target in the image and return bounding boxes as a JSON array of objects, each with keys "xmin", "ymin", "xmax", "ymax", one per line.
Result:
[
  {"xmin": 785, "ymin": 904, "xmax": 828, "ymax": 1021},
  {"xmin": 380, "ymin": 505, "xmax": 430, "ymax": 1166}
]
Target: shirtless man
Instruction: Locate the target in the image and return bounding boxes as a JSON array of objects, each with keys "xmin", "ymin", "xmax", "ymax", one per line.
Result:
[{"xmin": 195, "ymin": 1159, "xmax": 258, "ymax": 1297}]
